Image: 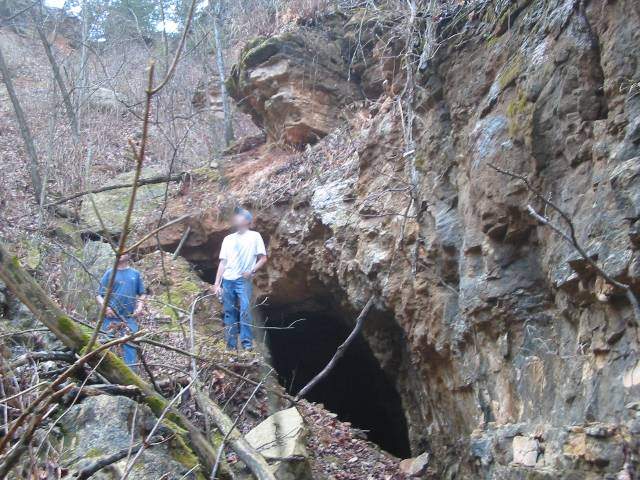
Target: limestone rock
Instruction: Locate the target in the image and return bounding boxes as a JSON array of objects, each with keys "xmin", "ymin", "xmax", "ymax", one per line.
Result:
[
  {"xmin": 245, "ymin": 407, "xmax": 312, "ymax": 480},
  {"xmin": 89, "ymin": 87, "xmax": 125, "ymax": 112},
  {"xmin": 148, "ymin": 1, "xmax": 640, "ymax": 478},
  {"xmin": 59, "ymin": 395, "xmax": 198, "ymax": 479},
  {"xmin": 79, "ymin": 167, "xmax": 168, "ymax": 235},
  {"xmin": 399, "ymin": 452, "xmax": 430, "ymax": 477},
  {"xmin": 227, "ymin": 18, "xmax": 362, "ymax": 146}
]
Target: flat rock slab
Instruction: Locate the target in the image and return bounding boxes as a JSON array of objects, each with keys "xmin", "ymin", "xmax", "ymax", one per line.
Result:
[{"xmin": 245, "ymin": 407, "xmax": 312, "ymax": 480}]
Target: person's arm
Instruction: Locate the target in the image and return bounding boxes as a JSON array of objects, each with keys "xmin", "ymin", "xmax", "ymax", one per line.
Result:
[
  {"xmin": 96, "ymin": 271, "xmax": 116, "ymax": 317},
  {"xmin": 213, "ymin": 259, "xmax": 226, "ymax": 295},
  {"xmin": 95, "ymin": 294, "xmax": 116, "ymax": 317},
  {"xmin": 250, "ymin": 254, "xmax": 267, "ymax": 275},
  {"xmin": 213, "ymin": 238, "xmax": 228, "ymax": 295},
  {"xmin": 133, "ymin": 272, "xmax": 146, "ymax": 317}
]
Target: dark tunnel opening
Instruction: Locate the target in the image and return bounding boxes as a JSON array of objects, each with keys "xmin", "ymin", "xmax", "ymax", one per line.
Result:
[{"xmin": 262, "ymin": 303, "xmax": 412, "ymax": 458}]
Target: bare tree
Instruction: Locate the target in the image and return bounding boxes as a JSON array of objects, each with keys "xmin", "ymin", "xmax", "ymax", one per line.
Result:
[
  {"xmin": 31, "ymin": 9, "xmax": 80, "ymax": 138},
  {"xmin": 0, "ymin": 44, "xmax": 43, "ymax": 203},
  {"xmin": 211, "ymin": 0, "xmax": 234, "ymax": 146}
]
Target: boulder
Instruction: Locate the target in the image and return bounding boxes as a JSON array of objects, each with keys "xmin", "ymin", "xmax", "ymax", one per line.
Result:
[
  {"xmin": 245, "ymin": 407, "xmax": 312, "ymax": 480},
  {"xmin": 223, "ymin": 132, "xmax": 267, "ymax": 156},
  {"xmin": 79, "ymin": 167, "xmax": 168, "ymax": 236},
  {"xmin": 59, "ymin": 395, "xmax": 199, "ymax": 479},
  {"xmin": 399, "ymin": 452, "xmax": 430, "ymax": 477},
  {"xmin": 89, "ymin": 87, "xmax": 125, "ymax": 112},
  {"xmin": 227, "ymin": 17, "xmax": 362, "ymax": 147}
]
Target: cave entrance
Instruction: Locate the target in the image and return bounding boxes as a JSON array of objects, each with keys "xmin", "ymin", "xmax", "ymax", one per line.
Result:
[{"xmin": 262, "ymin": 302, "xmax": 411, "ymax": 458}]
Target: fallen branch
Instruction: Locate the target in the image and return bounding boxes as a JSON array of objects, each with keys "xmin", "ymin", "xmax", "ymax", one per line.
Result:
[
  {"xmin": 9, "ymin": 350, "xmax": 75, "ymax": 369},
  {"xmin": 295, "ymin": 295, "xmax": 375, "ymax": 401},
  {"xmin": 44, "ymin": 172, "xmax": 186, "ymax": 207},
  {"xmin": 64, "ymin": 384, "xmax": 142, "ymax": 402},
  {"xmin": 172, "ymin": 225, "xmax": 191, "ymax": 259},
  {"xmin": 197, "ymin": 389, "xmax": 276, "ymax": 480},
  {"xmin": 74, "ymin": 439, "xmax": 152, "ymax": 480}
]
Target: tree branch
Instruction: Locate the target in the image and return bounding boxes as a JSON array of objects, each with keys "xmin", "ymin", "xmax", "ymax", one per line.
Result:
[
  {"xmin": 489, "ymin": 163, "xmax": 640, "ymax": 325},
  {"xmin": 295, "ymin": 295, "xmax": 375, "ymax": 401},
  {"xmin": 44, "ymin": 173, "xmax": 186, "ymax": 207}
]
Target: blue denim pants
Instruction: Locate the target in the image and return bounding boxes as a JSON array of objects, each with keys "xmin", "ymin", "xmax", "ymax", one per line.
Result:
[
  {"xmin": 222, "ymin": 278, "xmax": 253, "ymax": 349},
  {"xmin": 104, "ymin": 316, "xmax": 139, "ymax": 368}
]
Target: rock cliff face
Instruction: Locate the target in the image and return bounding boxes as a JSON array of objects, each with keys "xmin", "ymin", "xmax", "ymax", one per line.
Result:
[{"xmin": 142, "ymin": 0, "xmax": 640, "ymax": 477}]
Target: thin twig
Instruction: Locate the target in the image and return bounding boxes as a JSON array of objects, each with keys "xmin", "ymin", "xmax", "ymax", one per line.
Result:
[
  {"xmin": 85, "ymin": 63, "xmax": 156, "ymax": 355},
  {"xmin": 210, "ymin": 369, "xmax": 273, "ymax": 480}
]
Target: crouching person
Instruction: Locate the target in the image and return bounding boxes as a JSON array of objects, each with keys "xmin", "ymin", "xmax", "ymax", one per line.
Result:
[{"xmin": 95, "ymin": 252, "xmax": 146, "ymax": 369}]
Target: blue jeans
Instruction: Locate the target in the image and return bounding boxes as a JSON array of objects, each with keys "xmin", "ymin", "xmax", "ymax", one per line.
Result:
[
  {"xmin": 104, "ymin": 316, "xmax": 139, "ymax": 368},
  {"xmin": 222, "ymin": 278, "xmax": 253, "ymax": 349}
]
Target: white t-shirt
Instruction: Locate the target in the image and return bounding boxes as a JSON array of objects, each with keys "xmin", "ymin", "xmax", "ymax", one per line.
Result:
[{"xmin": 219, "ymin": 230, "xmax": 267, "ymax": 280}]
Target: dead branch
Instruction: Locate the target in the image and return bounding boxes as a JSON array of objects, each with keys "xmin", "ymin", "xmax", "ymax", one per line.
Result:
[
  {"xmin": 0, "ymin": 1, "xmax": 38, "ymax": 24},
  {"xmin": 150, "ymin": 0, "xmax": 198, "ymax": 95},
  {"xmin": 64, "ymin": 384, "xmax": 142, "ymax": 402},
  {"xmin": 73, "ymin": 437, "xmax": 161, "ymax": 480},
  {"xmin": 295, "ymin": 295, "xmax": 375, "ymax": 401},
  {"xmin": 85, "ymin": 63, "xmax": 156, "ymax": 355},
  {"xmin": 172, "ymin": 226, "xmax": 192, "ymax": 259},
  {"xmin": 198, "ymin": 389, "xmax": 276, "ymax": 480},
  {"xmin": 9, "ymin": 351, "xmax": 75, "ymax": 370},
  {"xmin": 489, "ymin": 163, "xmax": 640, "ymax": 325},
  {"xmin": 44, "ymin": 172, "xmax": 186, "ymax": 207}
]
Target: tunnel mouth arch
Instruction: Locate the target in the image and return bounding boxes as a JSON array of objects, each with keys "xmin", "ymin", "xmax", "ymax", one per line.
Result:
[{"xmin": 260, "ymin": 297, "xmax": 411, "ymax": 458}]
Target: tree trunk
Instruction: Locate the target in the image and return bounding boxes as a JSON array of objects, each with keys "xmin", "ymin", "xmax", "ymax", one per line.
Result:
[
  {"xmin": 0, "ymin": 242, "xmax": 232, "ymax": 479},
  {"xmin": 32, "ymin": 14, "xmax": 80, "ymax": 139},
  {"xmin": 211, "ymin": 2, "xmax": 234, "ymax": 147},
  {"xmin": 0, "ymin": 44, "xmax": 43, "ymax": 204}
]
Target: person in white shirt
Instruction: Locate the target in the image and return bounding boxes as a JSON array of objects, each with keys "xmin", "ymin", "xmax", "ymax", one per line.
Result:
[{"xmin": 212, "ymin": 208, "xmax": 267, "ymax": 350}]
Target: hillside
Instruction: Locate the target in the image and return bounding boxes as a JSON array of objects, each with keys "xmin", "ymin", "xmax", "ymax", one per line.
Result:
[{"xmin": 1, "ymin": 0, "xmax": 640, "ymax": 479}]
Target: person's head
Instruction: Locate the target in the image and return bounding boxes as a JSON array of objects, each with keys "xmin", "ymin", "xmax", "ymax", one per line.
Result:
[
  {"xmin": 117, "ymin": 252, "xmax": 131, "ymax": 268},
  {"xmin": 232, "ymin": 207, "xmax": 253, "ymax": 233}
]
